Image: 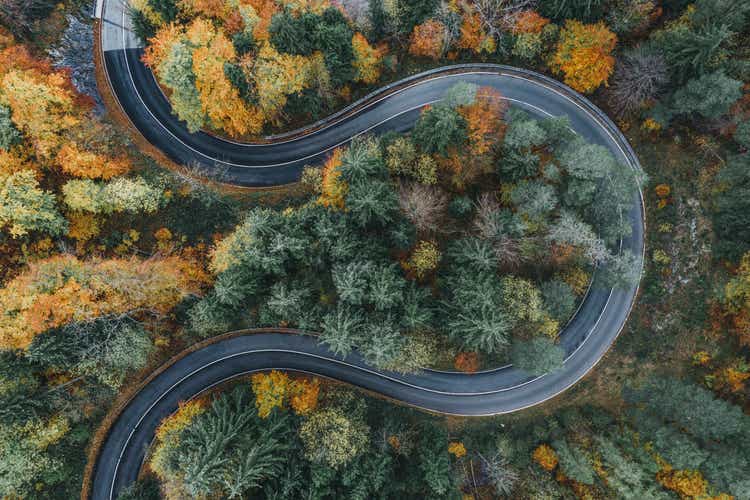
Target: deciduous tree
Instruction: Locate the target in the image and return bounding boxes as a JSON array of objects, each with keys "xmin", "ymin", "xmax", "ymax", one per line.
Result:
[{"xmin": 550, "ymin": 20, "xmax": 616, "ymax": 94}]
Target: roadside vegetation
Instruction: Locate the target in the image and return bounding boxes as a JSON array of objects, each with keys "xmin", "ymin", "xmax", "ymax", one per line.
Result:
[{"xmin": 0, "ymin": 0, "xmax": 750, "ymax": 498}]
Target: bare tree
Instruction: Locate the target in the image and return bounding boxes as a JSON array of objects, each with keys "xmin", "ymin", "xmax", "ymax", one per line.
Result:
[
  {"xmin": 473, "ymin": 192, "xmax": 503, "ymax": 240},
  {"xmin": 398, "ymin": 182, "xmax": 448, "ymax": 234},
  {"xmin": 608, "ymin": 46, "xmax": 668, "ymax": 118},
  {"xmin": 473, "ymin": 193, "xmax": 523, "ymax": 267},
  {"xmin": 472, "ymin": 0, "xmax": 536, "ymax": 39},
  {"xmin": 478, "ymin": 452, "xmax": 519, "ymax": 496}
]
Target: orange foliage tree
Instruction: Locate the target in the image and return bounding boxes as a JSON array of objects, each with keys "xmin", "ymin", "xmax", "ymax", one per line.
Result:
[
  {"xmin": 409, "ymin": 19, "xmax": 447, "ymax": 60},
  {"xmin": 513, "ymin": 10, "xmax": 550, "ymax": 34},
  {"xmin": 290, "ymin": 377, "xmax": 320, "ymax": 415},
  {"xmin": 457, "ymin": 10, "xmax": 494, "ymax": 54},
  {"xmin": 454, "ymin": 351, "xmax": 480, "ymax": 372},
  {"xmin": 533, "ymin": 444, "xmax": 559, "ymax": 471},
  {"xmin": 550, "ymin": 20, "xmax": 617, "ymax": 94},
  {"xmin": 55, "ymin": 143, "xmax": 131, "ymax": 179},
  {"xmin": 0, "ymin": 255, "xmax": 206, "ymax": 349},
  {"xmin": 318, "ymin": 148, "xmax": 348, "ymax": 209},
  {"xmin": 458, "ymin": 86, "xmax": 508, "ymax": 155}
]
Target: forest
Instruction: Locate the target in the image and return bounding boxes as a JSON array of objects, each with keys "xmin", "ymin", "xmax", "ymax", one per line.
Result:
[{"xmin": 0, "ymin": 0, "xmax": 749, "ymax": 498}]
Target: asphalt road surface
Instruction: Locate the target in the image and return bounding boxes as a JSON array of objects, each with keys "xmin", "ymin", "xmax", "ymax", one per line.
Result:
[{"xmin": 89, "ymin": 3, "xmax": 646, "ymax": 498}]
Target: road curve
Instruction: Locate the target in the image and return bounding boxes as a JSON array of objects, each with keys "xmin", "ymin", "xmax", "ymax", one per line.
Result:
[{"xmin": 89, "ymin": 3, "xmax": 646, "ymax": 499}]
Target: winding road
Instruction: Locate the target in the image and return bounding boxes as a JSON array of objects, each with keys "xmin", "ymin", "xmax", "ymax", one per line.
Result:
[{"xmin": 88, "ymin": 2, "xmax": 646, "ymax": 499}]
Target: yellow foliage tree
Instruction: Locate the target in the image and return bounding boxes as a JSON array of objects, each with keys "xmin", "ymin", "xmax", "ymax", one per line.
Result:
[
  {"xmin": 189, "ymin": 21, "xmax": 264, "ymax": 136},
  {"xmin": 448, "ymin": 441, "xmax": 467, "ymax": 458},
  {"xmin": 251, "ymin": 42, "xmax": 312, "ymax": 119},
  {"xmin": 0, "ymin": 68, "xmax": 80, "ymax": 157},
  {"xmin": 251, "ymin": 370, "xmax": 290, "ymax": 418},
  {"xmin": 550, "ymin": 20, "xmax": 617, "ymax": 94},
  {"xmin": 352, "ymin": 32, "xmax": 386, "ymax": 85}
]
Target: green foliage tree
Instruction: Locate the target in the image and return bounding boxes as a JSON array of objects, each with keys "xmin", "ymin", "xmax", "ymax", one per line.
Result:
[
  {"xmin": 511, "ymin": 337, "xmax": 565, "ymax": 376},
  {"xmin": 735, "ymin": 120, "xmax": 750, "ymax": 150},
  {"xmin": 27, "ymin": 316, "xmax": 153, "ymax": 389},
  {"xmin": 158, "ymin": 40, "xmax": 204, "ymax": 132},
  {"xmin": 412, "ymin": 104, "xmax": 467, "ymax": 156},
  {"xmin": 669, "ymin": 71, "xmax": 742, "ymax": 120},
  {"xmin": 269, "ymin": 12, "xmax": 317, "ymax": 56},
  {"xmin": 542, "ymin": 280, "xmax": 577, "ymax": 323},
  {"xmin": 554, "ymin": 439, "xmax": 596, "ymax": 485},
  {"xmin": 712, "ymin": 154, "xmax": 750, "ymax": 260},
  {"xmin": 0, "ymin": 104, "xmax": 21, "ymax": 149}
]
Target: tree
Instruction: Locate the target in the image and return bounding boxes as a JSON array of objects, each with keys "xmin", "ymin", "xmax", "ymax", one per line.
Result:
[
  {"xmin": 352, "ymin": 32, "xmax": 385, "ymax": 84},
  {"xmin": 398, "ymin": 182, "xmax": 447, "ymax": 233},
  {"xmin": 713, "ymin": 154, "xmax": 750, "ymax": 260},
  {"xmin": 408, "ymin": 19, "xmax": 447, "ymax": 60},
  {"xmin": 547, "ymin": 210, "xmax": 608, "ymax": 264},
  {"xmin": 268, "ymin": 11, "xmax": 316, "ymax": 55},
  {"xmin": 511, "ymin": 337, "xmax": 565, "ymax": 375},
  {"xmin": 62, "ymin": 177, "xmax": 165, "ymax": 214},
  {"xmin": 299, "ymin": 407, "xmax": 370, "ymax": 468},
  {"xmin": 735, "ymin": 120, "xmax": 750, "ymax": 150},
  {"xmin": 320, "ymin": 305, "xmax": 364, "ymax": 357},
  {"xmin": 0, "ymin": 0, "xmax": 56, "ymax": 38},
  {"xmin": 624, "ymin": 377, "xmax": 749, "ymax": 443},
  {"xmin": 191, "ymin": 22, "xmax": 261, "ymax": 137},
  {"xmin": 554, "ymin": 439, "xmax": 596, "ymax": 484},
  {"xmin": 599, "ymin": 250, "xmax": 642, "ymax": 289},
  {"xmin": 404, "ymin": 240, "xmax": 440, "ymax": 279},
  {"xmin": 458, "ymin": 86, "xmax": 508, "ymax": 156},
  {"xmin": 0, "ymin": 104, "xmax": 21, "ymax": 149},
  {"xmin": 417, "ymin": 423, "xmax": 455, "ymax": 496},
  {"xmin": 608, "ymin": 46, "xmax": 668, "ymax": 118},
  {"xmin": 0, "ymin": 65, "xmax": 80, "ymax": 157},
  {"xmin": 318, "ymin": 148, "xmax": 348, "ymax": 210},
  {"xmin": 55, "ymin": 143, "xmax": 131, "ymax": 179},
  {"xmin": 550, "ymin": 20, "xmax": 617, "ymax": 94},
  {"xmin": 156, "ymin": 387, "xmax": 292, "ymax": 498},
  {"xmin": 27, "ymin": 316, "xmax": 153, "ymax": 388},
  {"xmin": 151, "ymin": 35, "xmax": 205, "ymax": 132},
  {"xmin": 502, "ymin": 276, "xmax": 545, "ymax": 324},
  {"xmin": 0, "ymin": 169, "xmax": 66, "ymax": 237},
  {"xmin": 0, "ymin": 255, "xmax": 203, "ymax": 349},
  {"xmin": 541, "ymin": 280, "xmax": 576, "ymax": 322},
  {"xmin": 444, "ymin": 272, "xmax": 512, "ymax": 354},
  {"xmin": 251, "ymin": 370, "xmax": 290, "ymax": 418},
  {"xmin": 412, "ymin": 104, "xmax": 467, "ymax": 155},
  {"xmin": 670, "ymin": 71, "xmax": 742, "ymax": 120},
  {"xmin": 511, "ymin": 180, "xmax": 558, "ymax": 218}
]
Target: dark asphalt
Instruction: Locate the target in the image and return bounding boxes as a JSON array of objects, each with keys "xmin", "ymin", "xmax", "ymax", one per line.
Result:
[{"xmin": 91, "ymin": 24, "xmax": 646, "ymax": 500}]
